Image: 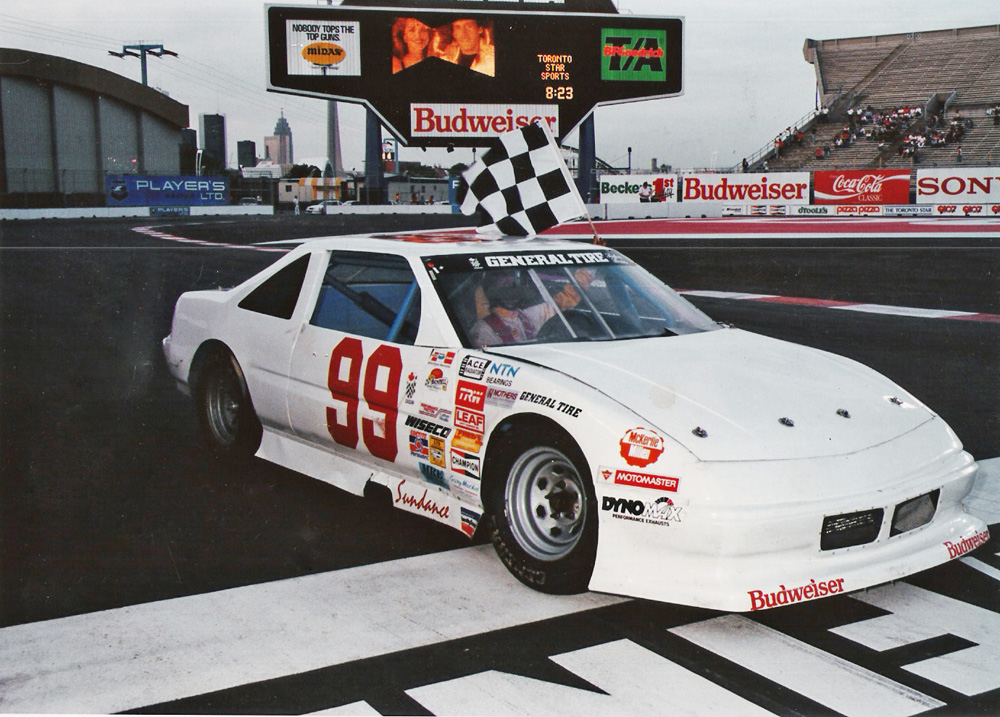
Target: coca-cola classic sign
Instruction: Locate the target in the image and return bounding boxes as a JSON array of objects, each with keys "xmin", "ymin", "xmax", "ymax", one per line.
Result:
[{"xmin": 813, "ymin": 169, "xmax": 910, "ymax": 205}]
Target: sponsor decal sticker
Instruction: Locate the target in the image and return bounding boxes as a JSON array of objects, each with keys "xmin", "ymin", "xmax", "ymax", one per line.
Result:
[
  {"xmin": 404, "ymin": 414, "xmax": 451, "ymax": 438},
  {"xmin": 456, "ymin": 380, "xmax": 487, "ymax": 412},
  {"xmin": 519, "ymin": 391, "xmax": 582, "ymax": 418},
  {"xmin": 418, "ymin": 404, "xmax": 452, "ymax": 423},
  {"xmin": 486, "ymin": 386, "xmax": 518, "ymax": 409},
  {"xmin": 403, "ymin": 372, "xmax": 417, "ymax": 404},
  {"xmin": 460, "ymin": 507, "xmax": 481, "ymax": 537},
  {"xmin": 748, "ymin": 578, "xmax": 846, "ymax": 611},
  {"xmin": 601, "ymin": 468, "xmax": 679, "ymax": 492},
  {"xmin": 454, "ymin": 407, "xmax": 486, "ymax": 434},
  {"xmin": 451, "ymin": 448, "xmax": 481, "ymax": 478},
  {"xmin": 418, "ymin": 462, "xmax": 448, "ymax": 489},
  {"xmin": 451, "ymin": 428, "xmax": 483, "ymax": 454},
  {"xmin": 944, "ymin": 528, "xmax": 991, "ymax": 559},
  {"xmin": 395, "ymin": 479, "xmax": 450, "ymax": 519},
  {"xmin": 409, "ymin": 430, "xmax": 429, "ymax": 459},
  {"xmin": 425, "ymin": 368, "xmax": 449, "ymax": 391},
  {"xmin": 619, "ymin": 427, "xmax": 664, "ymax": 467},
  {"xmin": 459, "ymin": 355, "xmax": 491, "ymax": 380},
  {"xmin": 429, "ymin": 349, "xmax": 456, "ymax": 366},
  {"xmin": 601, "ymin": 495, "xmax": 682, "ymax": 526},
  {"xmin": 429, "ymin": 435, "xmax": 446, "ymax": 467}
]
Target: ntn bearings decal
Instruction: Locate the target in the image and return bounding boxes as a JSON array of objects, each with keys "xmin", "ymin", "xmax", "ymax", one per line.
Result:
[
  {"xmin": 601, "ymin": 467, "xmax": 678, "ymax": 492},
  {"xmin": 619, "ymin": 427, "xmax": 665, "ymax": 468}
]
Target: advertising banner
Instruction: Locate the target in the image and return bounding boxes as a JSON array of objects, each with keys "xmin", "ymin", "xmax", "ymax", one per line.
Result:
[
  {"xmin": 266, "ymin": 5, "xmax": 683, "ymax": 146},
  {"xmin": 106, "ymin": 176, "xmax": 230, "ymax": 207},
  {"xmin": 680, "ymin": 173, "xmax": 810, "ymax": 204},
  {"xmin": 916, "ymin": 168, "xmax": 1000, "ymax": 203},
  {"xmin": 813, "ymin": 169, "xmax": 910, "ymax": 205},
  {"xmin": 598, "ymin": 174, "xmax": 676, "ymax": 203}
]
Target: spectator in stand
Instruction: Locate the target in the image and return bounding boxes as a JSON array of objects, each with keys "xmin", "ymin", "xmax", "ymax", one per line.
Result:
[
  {"xmin": 993, "ymin": 104, "xmax": 1000, "ymax": 126},
  {"xmin": 742, "ymin": 158, "xmax": 749, "ymax": 173},
  {"xmin": 957, "ymin": 146, "xmax": 963, "ymax": 163}
]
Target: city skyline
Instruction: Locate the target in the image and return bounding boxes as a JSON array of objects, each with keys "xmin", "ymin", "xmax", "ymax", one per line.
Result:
[{"xmin": 1, "ymin": 1, "xmax": 998, "ymax": 173}]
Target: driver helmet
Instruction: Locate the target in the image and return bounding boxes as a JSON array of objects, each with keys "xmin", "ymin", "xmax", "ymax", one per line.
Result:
[{"xmin": 481, "ymin": 270, "xmax": 537, "ymax": 311}]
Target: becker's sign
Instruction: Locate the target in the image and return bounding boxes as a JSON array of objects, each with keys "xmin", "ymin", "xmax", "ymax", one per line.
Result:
[{"xmin": 266, "ymin": 5, "xmax": 682, "ymax": 146}]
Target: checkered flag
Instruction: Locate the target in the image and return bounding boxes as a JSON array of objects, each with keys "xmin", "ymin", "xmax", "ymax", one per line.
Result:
[{"xmin": 460, "ymin": 120, "xmax": 587, "ymax": 236}]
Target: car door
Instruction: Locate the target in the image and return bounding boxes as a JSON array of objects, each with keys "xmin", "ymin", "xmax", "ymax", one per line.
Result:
[{"xmin": 285, "ymin": 250, "xmax": 442, "ymax": 496}]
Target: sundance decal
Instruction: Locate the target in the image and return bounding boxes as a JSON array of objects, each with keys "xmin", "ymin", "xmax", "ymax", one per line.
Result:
[
  {"xmin": 619, "ymin": 427, "xmax": 664, "ymax": 467},
  {"xmin": 944, "ymin": 528, "xmax": 991, "ymax": 559},
  {"xmin": 748, "ymin": 578, "xmax": 846, "ymax": 611},
  {"xmin": 395, "ymin": 479, "xmax": 450, "ymax": 519}
]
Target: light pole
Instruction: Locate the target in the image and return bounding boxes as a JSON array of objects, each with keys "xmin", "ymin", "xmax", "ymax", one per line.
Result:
[
  {"xmin": 627, "ymin": 146, "xmax": 632, "ymax": 174},
  {"xmin": 109, "ymin": 44, "xmax": 177, "ymax": 86}
]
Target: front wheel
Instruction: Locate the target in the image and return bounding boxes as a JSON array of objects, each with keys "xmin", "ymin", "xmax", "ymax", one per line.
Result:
[
  {"xmin": 489, "ymin": 437, "xmax": 597, "ymax": 594},
  {"xmin": 195, "ymin": 349, "xmax": 262, "ymax": 460}
]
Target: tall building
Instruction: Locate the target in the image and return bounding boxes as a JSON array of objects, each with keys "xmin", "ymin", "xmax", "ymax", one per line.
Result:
[
  {"xmin": 199, "ymin": 113, "xmax": 226, "ymax": 170},
  {"xmin": 264, "ymin": 110, "xmax": 293, "ymax": 166},
  {"xmin": 237, "ymin": 140, "xmax": 258, "ymax": 168}
]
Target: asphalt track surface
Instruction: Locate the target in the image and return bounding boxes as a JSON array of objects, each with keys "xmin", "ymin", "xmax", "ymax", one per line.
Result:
[{"xmin": 1, "ymin": 214, "xmax": 998, "ymax": 715}]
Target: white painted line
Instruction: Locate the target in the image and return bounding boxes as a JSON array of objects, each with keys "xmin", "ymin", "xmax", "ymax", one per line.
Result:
[
  {"xmin": 833, "ymin": 304, "xmax": 976, "ymax": 319},
  {"xmin": 408, "ymin": 639, "xmax": 772, "ymax": 716},
  {"xmin": 965, "ymin": 456, "xmax": 1000, "ymax": 525},
  {"xmin": 671, "ymin": 614, "xmax": 943, "ymax": 717},
  {"xmin": 0, "ymin": 545, "xmax": 624, "ymax": 714},
  {"xmin": 309, "ymin": 701, "xmax": 382, "ymax": 715},
  {"xmin": 960, "ymin": 557, "xmax": 1000, "ymax": 582},
  {"xmin": 678, "ymin": 290, "xmax": 778, "ymax": 301},
  {"xmin": 836, "ymin": 583, "xmax": 1000, "ymax": 696}
]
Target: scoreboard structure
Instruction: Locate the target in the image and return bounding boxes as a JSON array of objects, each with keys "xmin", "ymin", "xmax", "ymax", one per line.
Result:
[{"xmin": 266, "ymin": 3, "xmax": 682, "ymax": 147}]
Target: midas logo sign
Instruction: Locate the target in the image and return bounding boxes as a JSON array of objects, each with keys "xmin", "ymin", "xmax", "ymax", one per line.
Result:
[
  {"xmin": 302, "ymin": 42, "xmax": 345, "ymax": 66},
  {"xmin": 601, "ymin": 29, "xmax": 666, "ymax": 81}
]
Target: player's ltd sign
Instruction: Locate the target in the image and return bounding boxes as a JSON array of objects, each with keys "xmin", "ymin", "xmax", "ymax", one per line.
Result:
[{"xmin": 410, "ymin": 104, "xmax": 558, "ymax": 139}]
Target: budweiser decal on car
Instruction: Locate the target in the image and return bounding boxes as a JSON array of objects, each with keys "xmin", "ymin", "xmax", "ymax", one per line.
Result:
[{"xmin": 619, "ymin": 427, "xmax": 664, "ymax": 468}]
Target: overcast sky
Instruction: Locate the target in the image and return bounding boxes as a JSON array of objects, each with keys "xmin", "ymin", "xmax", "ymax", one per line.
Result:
[{"xmin": 2, "ymin": 1, "xmax": 998, "ymax": 173}]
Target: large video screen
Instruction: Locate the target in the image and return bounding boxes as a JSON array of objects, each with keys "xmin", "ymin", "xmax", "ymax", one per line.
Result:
[{"xmin": 266, "ymin": 5, "xmax": 682, "ymax": 146}]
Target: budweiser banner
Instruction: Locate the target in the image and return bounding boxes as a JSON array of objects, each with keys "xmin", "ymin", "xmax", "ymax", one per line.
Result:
[
  {"xmin": 680, "ymin": 173, "xmax": 810, "ymax": 204},
  {"xmin": 599, "ymin": 174, "xmax": 677, "ymax": 203},
  {"xmin": 917, "ymin": 168, "xmax": 1000, "ymax": 203},
  {"xmin": 814, "ymin": 169, "xmax": 910, "ymax": 205},
  {"xmin": 410, "ymin": 103, "xmax": 558, "ymax": 140}
]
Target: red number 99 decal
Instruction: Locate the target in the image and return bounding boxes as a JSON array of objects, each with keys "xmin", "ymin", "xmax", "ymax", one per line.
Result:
[{"xmin": 327, "ymin": 338, "xmax": 402, "ymax": 462}]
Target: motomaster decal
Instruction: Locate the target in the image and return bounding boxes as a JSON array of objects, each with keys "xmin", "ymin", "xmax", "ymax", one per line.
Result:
[
  {"xmin": 748, "ymin": 578, "xmax": 846, "ymax": 611},
  {"xmin": 459, "ymin": 355, "xmax": 490, "ymax": 380},
  {"xmin": 601, "ymin": 468, "xmax": 679, "ymax": 492},
  {"xmin": 944, "ymin": 528, "xmax": 991, "ymax": 559},
  {"xmin": 601, "ymin": 495, "xmax": 681, "ymax": 526},
  {"xmin": 619, "ymin": 427, "xmax": 664, "ymax": 467}
]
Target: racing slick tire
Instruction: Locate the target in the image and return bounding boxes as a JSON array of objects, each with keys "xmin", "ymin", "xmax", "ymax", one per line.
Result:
[
  {"xmin": 488, "ymin": 428, "xmax": 598, "ymax": 594},
  {"xmin": 194, "ymin": 347, "xmax": 263, "ymax": 460}
]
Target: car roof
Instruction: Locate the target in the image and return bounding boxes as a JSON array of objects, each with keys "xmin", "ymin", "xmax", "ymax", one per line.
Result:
[{"xmin": 282, "ymin": 230, "xmax": 599, "ymax": 259}]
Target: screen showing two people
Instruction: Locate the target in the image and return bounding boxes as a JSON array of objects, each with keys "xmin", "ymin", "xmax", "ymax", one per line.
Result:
[{"xmin": 391, "ymin": 17, "xmax": 495, "ymax": 77}]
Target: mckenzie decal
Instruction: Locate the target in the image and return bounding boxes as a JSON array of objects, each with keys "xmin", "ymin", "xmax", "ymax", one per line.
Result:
[
  {"xmin": 411, "ymin": 103, "xmax": 558, "ymax": 139},
  {"xmin": 619, "ymin": 427, "xmax": 664, "ymax": 468},
  {"xmin": 748, "ymin": 578, "xmax": 846, "ymax": 611},
  {"xmin": 944, "ymin": 528, "xmax": 991, "ymax": 559}
]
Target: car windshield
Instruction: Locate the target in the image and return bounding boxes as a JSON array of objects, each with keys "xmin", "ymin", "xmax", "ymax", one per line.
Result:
[{"xmin": 423, "ymin": 247, "xmax": 720, "ymax": 348}]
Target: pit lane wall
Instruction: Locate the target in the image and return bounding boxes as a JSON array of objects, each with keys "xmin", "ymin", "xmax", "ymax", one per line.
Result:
[{"xmin": 596, "ymin": 167, "xmax": 1000, "ymax": 219}]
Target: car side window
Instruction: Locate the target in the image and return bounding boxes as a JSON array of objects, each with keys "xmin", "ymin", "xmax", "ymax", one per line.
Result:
[
  {"xmin": 237, "ymin": 255, "xmax": 310, "ymax": 320},
  {"xmin": 311, "ymin": 251, "xmax": 421, "ymax": 345}
]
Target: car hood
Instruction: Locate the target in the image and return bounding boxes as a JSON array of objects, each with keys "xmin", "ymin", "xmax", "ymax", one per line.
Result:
[{"xmin": 493, "ymin": 329, "xmax": 935, "ymax": 462}]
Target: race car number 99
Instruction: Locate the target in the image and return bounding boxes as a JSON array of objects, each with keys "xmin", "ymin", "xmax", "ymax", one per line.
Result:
[{"xmin": 326, "ymin": 337, "xmax": 402, "ymax": 462}]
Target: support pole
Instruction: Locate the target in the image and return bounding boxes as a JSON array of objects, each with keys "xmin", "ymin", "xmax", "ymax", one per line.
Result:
[
  {"xmin": 365, "ymin": 110, "xmax": 385, "ymax": 205},
  {"xmin": 575, "ymin": 113, "xmax": 596, "ymax": 204}
]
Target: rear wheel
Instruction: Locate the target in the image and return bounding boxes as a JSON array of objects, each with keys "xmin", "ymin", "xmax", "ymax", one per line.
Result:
[
  {"xmin": 489, "ymin": 433, "xmax": 597, "ymax": 594},
  {"xmin": 195, "ymin": 349, "xmax": 262, "ymax": 459}
]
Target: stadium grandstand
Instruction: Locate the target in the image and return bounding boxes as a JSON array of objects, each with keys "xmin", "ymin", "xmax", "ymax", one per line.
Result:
[{"xmin": 749, "ymin": 24, "xmax": 1000, "ymax": 172}]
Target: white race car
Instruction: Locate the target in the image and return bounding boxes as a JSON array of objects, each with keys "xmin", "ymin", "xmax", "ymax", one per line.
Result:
[{"xmin": 163, "ymin": 232, "xmax": 988, "ymax": 611}]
